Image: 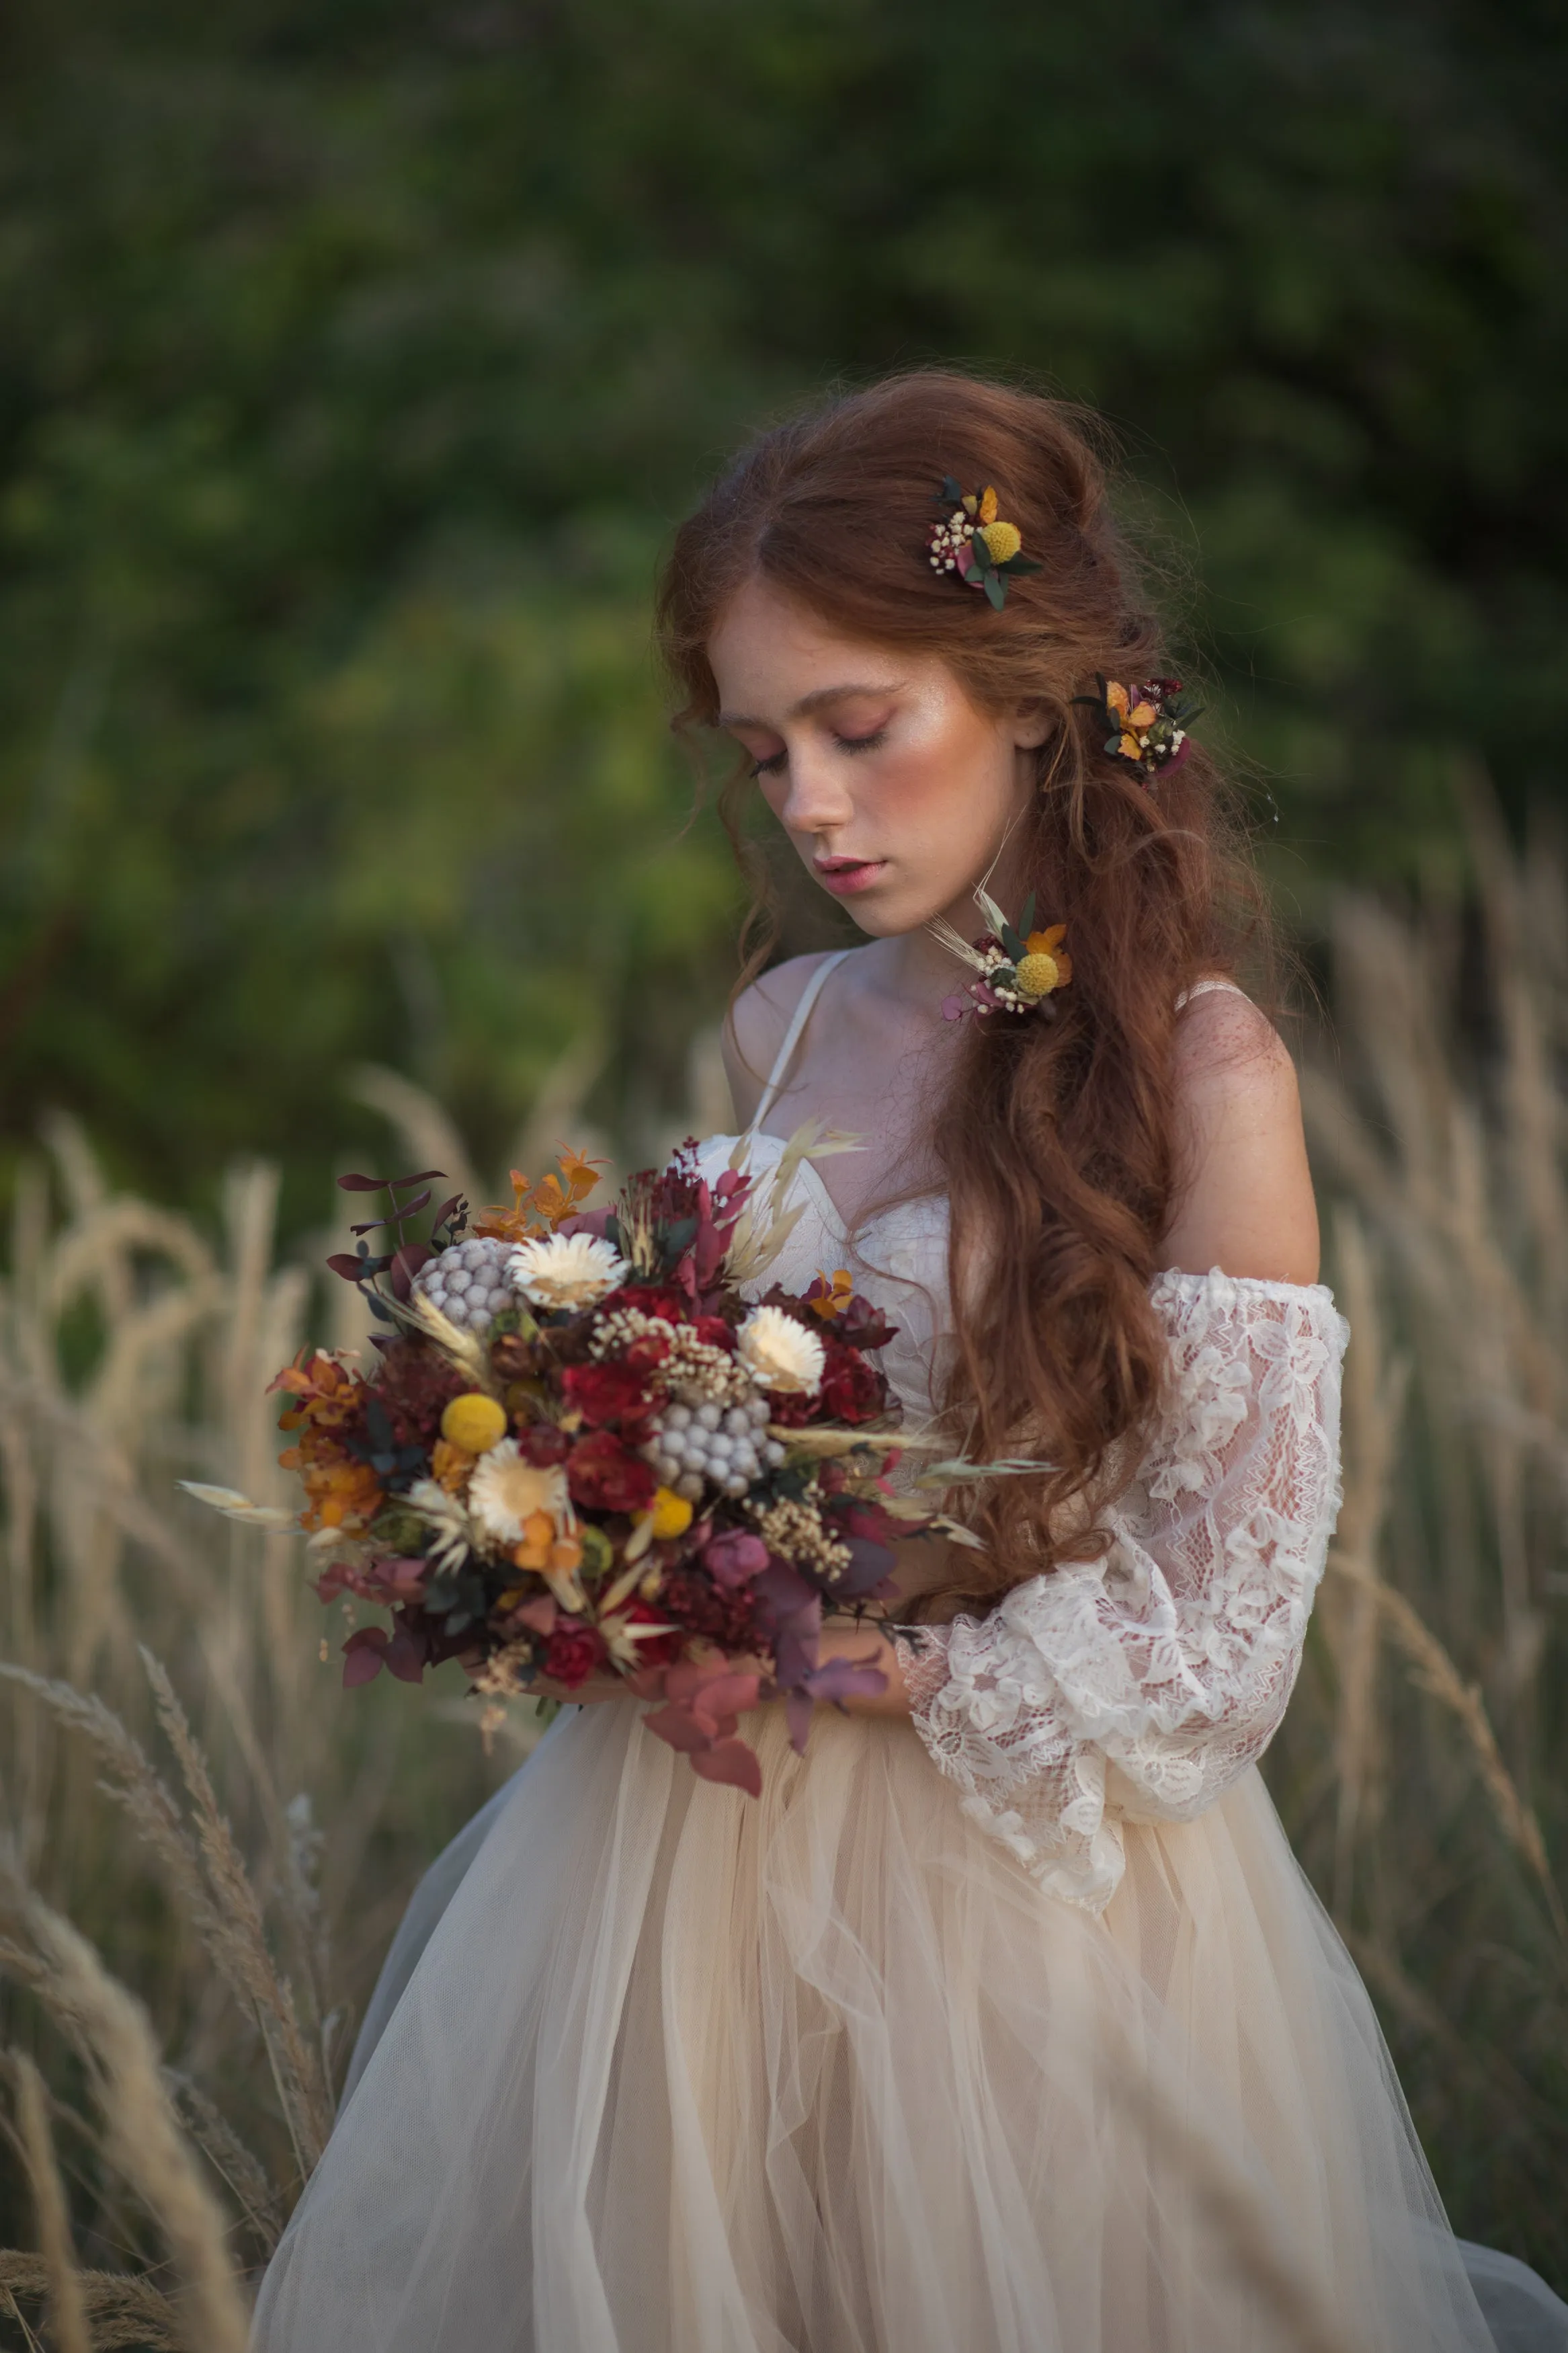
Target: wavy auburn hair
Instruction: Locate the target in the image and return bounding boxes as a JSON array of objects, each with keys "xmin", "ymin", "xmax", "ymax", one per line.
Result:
[{"xmin": 657, "ymin": 372, "xmax": 1269, "ymax": 1605}]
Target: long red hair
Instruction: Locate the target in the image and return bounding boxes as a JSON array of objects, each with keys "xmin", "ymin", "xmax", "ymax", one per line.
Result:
[{"xmin": 657, "ymin": 372, "xmax": 1269, "ymax": 1603}]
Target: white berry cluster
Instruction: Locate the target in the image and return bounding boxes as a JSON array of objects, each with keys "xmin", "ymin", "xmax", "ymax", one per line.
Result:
[
  {"xmin": 643, "ymin": 1397, "xmax": 785, "ymax": 1503},
  {"xmin": 973, "ymin": 939, "xmax": 1032, "ymax": 1014},
  {"xmin": 927, "ymin": 506, "xmax": 975, "ymax": 573},
  {"xmin": 751, "ymin": 1492, "xmax": 852, "ymax": 1583},
  {"xmin": 412, "ymin": 1238, "xmax": 518, "ymax": 1332},
  {"xmin": 591, "ymin": 1307, "xmax": 751, "ymax": 1406}
]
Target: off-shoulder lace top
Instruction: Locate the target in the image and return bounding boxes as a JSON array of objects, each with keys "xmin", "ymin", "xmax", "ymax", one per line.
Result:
[{"xmin": 696, "ymin": 959, "xmax": 1348, "ymax": 1915}]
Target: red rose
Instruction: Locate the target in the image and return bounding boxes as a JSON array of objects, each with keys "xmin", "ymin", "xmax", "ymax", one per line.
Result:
[
  {"xmin": 764, "ymin": 1386, "xmax": 815, "ymax": 1428},
  {"xmin": 517, "ymin": 1423, "xmax": 571, "ymax": 1466},
  {"xmin": 600, "ymin": 1283, "xmax": 684, "ymax": 1324},
  {"xmin": 543, "ymin": 1624, "xmax": 608, "ymax": 1689},
  {"xmin": 567, "ymin": 1431, "xmax": 656, "ymax": 1514},
  {"xmin": 618, "ymin": 1600, "xmax": 682, "ymax": 1668},
  {"xmin": 562, "ymin": 1360, "xmax": 659, "ymax": 1429},
  {"xmin": 691, "ymin": 1314, "xmax": 737, "ymax": 1353},
  {"xmin": 819, "ymin": 1340, "xmax": 886, "ymax": 1424}
]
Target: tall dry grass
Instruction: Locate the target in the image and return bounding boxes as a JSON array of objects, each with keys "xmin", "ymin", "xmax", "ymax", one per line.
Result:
[
  {"xmin": 0, "ymin": 817, "xmax": 1563, "ymax": 2337},
  {"xmin": 1274, "ymin": 796, "xmax": 1568, "ymax": 2276}
]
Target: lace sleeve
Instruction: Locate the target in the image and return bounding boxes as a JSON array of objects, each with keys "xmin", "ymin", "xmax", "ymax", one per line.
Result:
[{"xmin": 896, "ymin": 1268, "xmax": 1349, "ymax": 1913}]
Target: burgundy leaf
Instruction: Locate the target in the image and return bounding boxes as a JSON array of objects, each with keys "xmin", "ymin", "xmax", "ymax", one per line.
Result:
[
  {"xmin": 390, "ymin": 1242, "xmax": 432, "ymax": 1300},
  {"xmin": 341, "ymin": 1627, "xmax": 388, "ymax": 1686},
  {"xmin": 384, "ymin": 1620, "xmax": 428, "ymax": 1684},
  {"xmin": 326, "ymin": 1252, "xmax": 369, "ymax": 1283},
  {"xmin": 641, "ymin": 1702, "xmax": 714, "ymax": 1755},
  {"xmin": 336, "ymin": 1168, "xmax": 445, "ymax": 1194},
  {"xmin": 803, "ymin": 1654, "xmax": 888, "ymax": 1708},
  {"xmin": 690, "ymin": 1737, "xmax": 764, "ymax": 1797}
]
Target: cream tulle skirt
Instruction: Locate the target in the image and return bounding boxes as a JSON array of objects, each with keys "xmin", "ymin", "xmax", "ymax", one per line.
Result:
[{"xmin": 252, "ymin": 1704, "xmax": 1561, "ymax": 2352}]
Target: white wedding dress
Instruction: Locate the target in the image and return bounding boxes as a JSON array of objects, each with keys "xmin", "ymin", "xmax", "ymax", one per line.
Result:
[{"xmin": 253, "ymin": 963, "xmax": 1567, "ymax": 2353}]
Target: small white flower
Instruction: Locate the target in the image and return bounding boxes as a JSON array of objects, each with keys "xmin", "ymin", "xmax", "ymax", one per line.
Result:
[
  {"xmin": 467, "ymin": 1441, "xmax": 571, "ymax": 1547},
  {"xmin": 405, "ymin": 1478, "xmax": 476, "ymax": 1572},
  {"xmin": 737, "ymin": 1304, "xmax": 826, "ymax": 1395},
  {"xmin": 509, "ymin": 1230, "xmax": 626, "ymax": 1312}
]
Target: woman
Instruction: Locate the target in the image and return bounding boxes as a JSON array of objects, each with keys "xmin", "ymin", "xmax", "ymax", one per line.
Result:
[{"xmin": 253, "ymin": 374, "xmax": 1565, "ymax": 2350}]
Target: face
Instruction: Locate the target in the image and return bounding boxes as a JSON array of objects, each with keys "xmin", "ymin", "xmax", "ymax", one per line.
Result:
[{"xmin": 708, "ymin": 577, "xmax": 1048, "ymax": 938}]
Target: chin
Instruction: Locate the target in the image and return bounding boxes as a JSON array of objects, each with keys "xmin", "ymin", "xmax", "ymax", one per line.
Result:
[{"xmin": 837, "ymin": 893, "xmax": 931, "ymax": 940}]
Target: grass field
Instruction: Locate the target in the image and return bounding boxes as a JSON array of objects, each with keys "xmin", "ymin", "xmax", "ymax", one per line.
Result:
[{"xmin": 1, "ymin": 816, "xmax": 1564, "ymax": 2340}]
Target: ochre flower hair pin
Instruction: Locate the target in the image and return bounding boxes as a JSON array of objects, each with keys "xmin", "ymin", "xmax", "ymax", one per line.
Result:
[
  {"xmin": 927, "ymin": 477, "xmax": 1042, "ymax": 610},
  {"xmin": 927, "ymin": 885, "xmax": 1072, "ymax": 1023},
  {"xmin": 1075, "ymin": 674, "xmax": 1202, "ymax": 785}
]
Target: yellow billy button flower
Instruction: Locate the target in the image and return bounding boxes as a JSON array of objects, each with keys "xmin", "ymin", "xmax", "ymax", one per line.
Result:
[
  {"xmin": 978, "ymin": 520, "xmax": 1022, "ymax": 565},
  {"xmin": 1014, "ymin": 925, "xmax": 1073, "ymax": 1002},
  {"xmin": 649, "ymin": 1486, "xmax": 694, "ymax": 1541},
  {"xmin": 440, "ymin": 1392, "xmax": 509, "ymax": 1453}
]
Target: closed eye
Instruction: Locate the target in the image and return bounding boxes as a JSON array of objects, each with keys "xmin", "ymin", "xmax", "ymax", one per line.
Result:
[{"xmin": 749, "ymin": 726, "xmax": 886, "ymax": 780}]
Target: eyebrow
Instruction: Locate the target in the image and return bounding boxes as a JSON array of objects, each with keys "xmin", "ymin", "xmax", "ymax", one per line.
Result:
[{"xmin": 716, "ymin": 680, "xmax": 905, "ymax": 729}]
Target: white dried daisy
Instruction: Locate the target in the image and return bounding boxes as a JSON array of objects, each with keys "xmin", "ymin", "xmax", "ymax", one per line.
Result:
[
  {"xmin": 737, "ymin": 1304, "xmax": 825, "ymax": 1395},
  {"xmin": 405, "ymin": 1479, "xmax": 476, "ymax": 1573},
  {"xmin": 467, "ymin": 1440, "xmax": 571, "ymax": 1547},
  {"xmin": 510, "ymin": 1230, "xmax": 627, "ymax": 1313}
]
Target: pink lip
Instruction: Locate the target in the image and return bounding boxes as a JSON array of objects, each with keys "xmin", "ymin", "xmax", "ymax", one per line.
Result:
[{"xmin": 814, "ymin": 857, "xmax": 886, "ymax": 898}]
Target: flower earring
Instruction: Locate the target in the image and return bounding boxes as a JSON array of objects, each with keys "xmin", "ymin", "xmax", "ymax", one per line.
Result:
[{"xmin": 927, "ymin": 884, "xmax": 1072, "ymax": 1023}]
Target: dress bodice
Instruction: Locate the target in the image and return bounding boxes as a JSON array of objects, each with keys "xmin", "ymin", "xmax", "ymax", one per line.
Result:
[{"xmin": 692, "ymin": 1129, "xmax": 951, "ymax": 1430}]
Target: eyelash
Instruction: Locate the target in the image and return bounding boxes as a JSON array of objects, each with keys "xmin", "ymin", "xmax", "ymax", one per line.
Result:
[{"xmin": 749, "ymin": 728, "xmax": 887, "ymax": 781}]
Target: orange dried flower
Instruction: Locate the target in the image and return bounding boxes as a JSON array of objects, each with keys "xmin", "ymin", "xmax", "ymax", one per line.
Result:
[{"xmin": 474, "ymin": 1147, "xmax": 604, "ymax": 1242}]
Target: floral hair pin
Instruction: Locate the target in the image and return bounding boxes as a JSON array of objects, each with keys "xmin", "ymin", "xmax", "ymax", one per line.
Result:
[
  {"xmin": 927, "ymin": 885, "xmax": 1072, "ymax": 1023},
  {"xmin": 927, "ymin": 477, "xmax": 1041, "ymax": 611},
  {"xmin": 1075, "ymin": 674, "xmax": 1202, "ymax": 785}
]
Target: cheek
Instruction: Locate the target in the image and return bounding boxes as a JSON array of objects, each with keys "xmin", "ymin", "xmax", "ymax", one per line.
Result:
[{"xmin": 877, "ymin": 717, "xmax": 1010, "ymax": 839}]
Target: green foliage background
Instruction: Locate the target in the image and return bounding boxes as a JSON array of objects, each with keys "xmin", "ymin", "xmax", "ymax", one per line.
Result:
[{"xmin": 2, "ymin": 0, "xmax": 1565, "ymax": 1222}]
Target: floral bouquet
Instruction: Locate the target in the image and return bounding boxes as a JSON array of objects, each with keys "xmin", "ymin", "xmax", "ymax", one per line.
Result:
[{"xmin": 187, "ymin": 1138, "xmax": 962, "ymax": 1793}]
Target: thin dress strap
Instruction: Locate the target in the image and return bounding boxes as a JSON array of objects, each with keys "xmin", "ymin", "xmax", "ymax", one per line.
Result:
[
  {"xmin": 745, "ymin": 949, "xmax": 853, "ymax": 1140},
  {"xmin": 1174, "ymin": 976, "xmax": 1249, "ymax": 1012}
]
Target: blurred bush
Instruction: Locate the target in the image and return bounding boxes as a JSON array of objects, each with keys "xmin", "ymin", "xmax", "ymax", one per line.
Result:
[{"xmin": 1, "ymin": 0, "xmax": 1565, "ymax": 1218}]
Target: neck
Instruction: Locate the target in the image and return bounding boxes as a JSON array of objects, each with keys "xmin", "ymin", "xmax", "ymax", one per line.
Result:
[{"xmin": 878, "ymin": 823, "xmax": 1039, "ymax": 1011}]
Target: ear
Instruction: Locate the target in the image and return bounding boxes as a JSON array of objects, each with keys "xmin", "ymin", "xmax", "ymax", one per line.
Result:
[{"xmin": 1009, "ymin": 698, "xmax": 1054, "ymax": 752}]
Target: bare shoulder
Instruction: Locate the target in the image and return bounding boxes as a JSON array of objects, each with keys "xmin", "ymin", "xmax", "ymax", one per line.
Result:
[
  {"xmin": 722, "ymin": 951, "xmax": 841, "ymax": 1131},
  {"xmin": 1161, "ymin": 986, "xmax": 1321, "ymax": 1286}
]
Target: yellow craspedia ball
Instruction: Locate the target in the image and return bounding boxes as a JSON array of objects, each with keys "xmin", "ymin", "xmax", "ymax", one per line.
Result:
[
  {"xmin": 650, "ymin": 1486, "xmax": 694, "ymax": 1541},
  {"xmin": 979, "ymin": 520, "xmax": 1022, "ymax": 564},
  {"xmin": 1014, "ymin": 950, "xmax": 1061, "ymax": 1000},
  {"xmin": 439, "ymin": 1392, "xmax": 508, "ymax": 1454}
]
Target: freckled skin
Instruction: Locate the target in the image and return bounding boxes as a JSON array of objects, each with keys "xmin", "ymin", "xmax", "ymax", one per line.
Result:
[{"xmin": 708, "ymin": 577, "xmax": 1050, "ymax": 943}]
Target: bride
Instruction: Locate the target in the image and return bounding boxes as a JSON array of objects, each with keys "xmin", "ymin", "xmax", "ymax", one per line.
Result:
[{"xmin": 253, "ymin": 374, "xmax": 1565, "ymax": 2350}]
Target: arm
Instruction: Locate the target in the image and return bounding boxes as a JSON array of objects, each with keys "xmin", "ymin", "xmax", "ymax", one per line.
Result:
[
  {"xmin": 882, "ymin": 997, "xmax": 1343, "ymax": 1909},
  {"xmin": 895, "ymin": 1271, "xmax": 1346, "ymax": 1907}
]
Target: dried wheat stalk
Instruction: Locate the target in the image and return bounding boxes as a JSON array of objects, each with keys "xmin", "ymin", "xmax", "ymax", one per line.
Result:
[
  {"xmin": 0, "ymin": 2252, "xmax": 181, "ymax": 2348},
  {"xmin": 139, "ymin": 1652, "xmax": 332, "ymax": 2178},
  {"xmin": 1326, "ymin": 1550, "xmax": 1566, "ymax": 1945},
  {"xmin": 9, "ymin": 2053, "xmax": 91, "ymax": 2353},
  {"xmin": 1, "ymin": 1880, "xmax": 251, "ymax": 2351}
]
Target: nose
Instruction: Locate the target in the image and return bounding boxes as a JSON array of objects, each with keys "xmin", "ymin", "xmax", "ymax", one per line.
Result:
[{"xmin": 776, "ymin": 740, "xmax": 855, "ymax": 839}]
